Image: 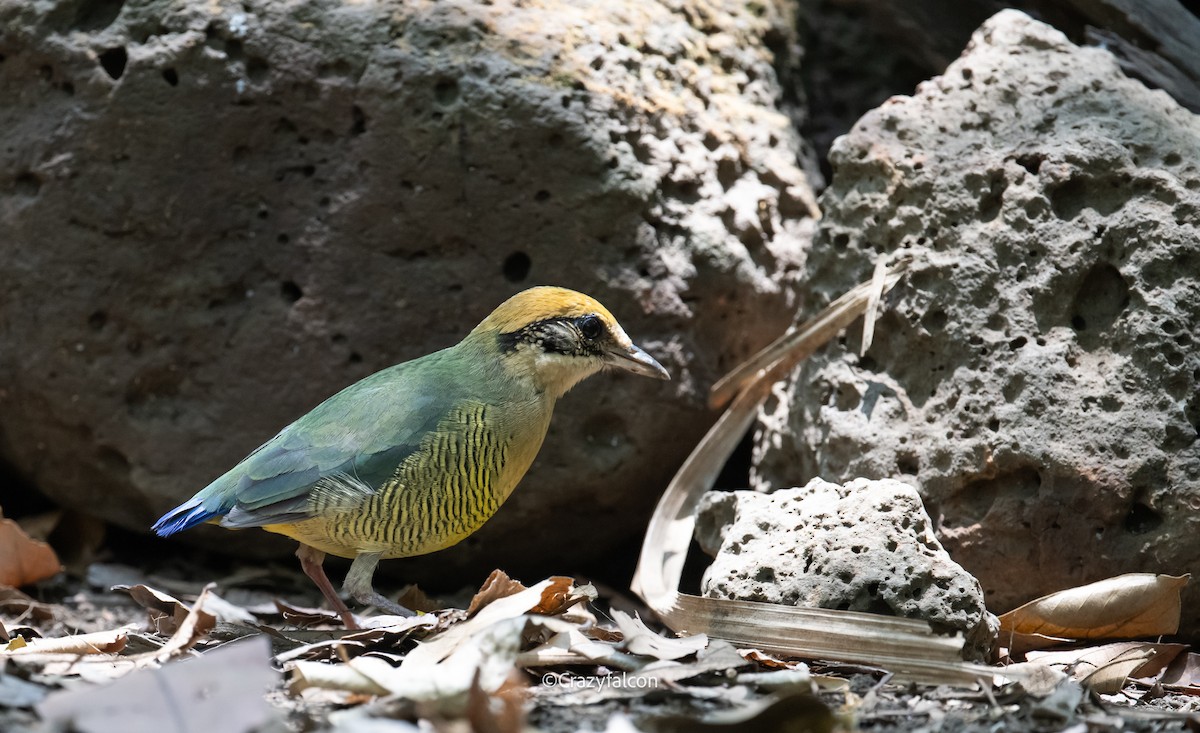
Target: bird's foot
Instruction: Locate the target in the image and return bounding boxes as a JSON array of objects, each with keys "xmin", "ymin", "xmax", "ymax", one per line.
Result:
[
  {"xmin": 349, "ymin": 588, "xmax": 416, "ymax": 619},
  {"xmin": 343, "ymin": 551, "xmax": 416, "ymax": 619}
]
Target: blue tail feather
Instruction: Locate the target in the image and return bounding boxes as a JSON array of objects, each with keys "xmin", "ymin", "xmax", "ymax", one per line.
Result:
[{"xmin": 152, "ymin": 497, "xmax": 223, "ymax": 536}]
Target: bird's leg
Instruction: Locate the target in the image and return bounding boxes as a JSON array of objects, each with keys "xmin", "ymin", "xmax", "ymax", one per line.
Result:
[
  {"xmin": 295, "ymin": 543, "xmax": 358, "ymax": 629},
  {"xmin": 343, "ymin": 551, "xmax": 416, "ymax": 618}
]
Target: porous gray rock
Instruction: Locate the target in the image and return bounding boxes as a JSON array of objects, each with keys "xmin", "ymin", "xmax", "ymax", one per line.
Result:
[
  {"xmin": 696, "ymin": 478, "xmax": 998, "ymax": 661},
  {"xmin": 752, "ymin": 11, "xmax": 1200, "ymax": 634},
  {"xmin": 0, "ymin": 0, "xmax": 817, "ymax": 582}
]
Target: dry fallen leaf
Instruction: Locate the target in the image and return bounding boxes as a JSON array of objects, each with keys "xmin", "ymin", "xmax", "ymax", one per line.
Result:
[
  {"xmin": 290, "ymin": 578, "xmax": 581, "ymax": 710},
  {"xmin": 289, "ymin": 656, "xmax": 390, "ymax": 696},
  {"xmin": 517, "ymin": 625, "xmax": 640, "ymax": 671},
  {"xmin": 2, "ymin": 626, "xmax": 132, "ymax": 656},
  {"xmin": 1027, "ymin": 642, "xmax": 1189, "ymax": 694},
  {"xmin": 613, "ymin": 610, "xmax": 707, "ymax": 661},
  {"xmin": 115, "ymin": 584, "xmax": 193, "ymax": 635},
  {"xmin": 1079, "ymin": 646, "xmax": 1158, "ymax": 694},
  {"xmin": 467, "ymin": 570, "xmax": 530, "ymax": 616},
  {"xmin": 274, "ymin": 599, "xmax": 347, "ymax": 627},
  {"xmin": 0, "ymin": 515, "xmax": 62, "ymax": 587},
  {"xmin": 998, "ymin": 573, "xmax": 1190, "ymax": 639},
  {"xmin": 133, "ymin": 584, "xmax": 217, "ymax": 666}
]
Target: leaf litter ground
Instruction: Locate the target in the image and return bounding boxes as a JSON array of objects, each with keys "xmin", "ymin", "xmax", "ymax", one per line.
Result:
[{"xmin": 1, "ymin": 548, "xmax": 1198, "ymax": 733}]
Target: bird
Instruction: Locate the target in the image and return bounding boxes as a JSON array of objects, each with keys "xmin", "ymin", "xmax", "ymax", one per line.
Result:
[{"xmin": 152, "ymin": 286, "xmax": 669, "ymax": 627}]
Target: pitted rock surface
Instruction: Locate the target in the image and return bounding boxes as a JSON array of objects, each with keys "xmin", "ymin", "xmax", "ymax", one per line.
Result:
[
  {"xmin": 0, "ymin": 0, "xmax": 816, "ymax": 581},
  {"xmin": 696, "ymin": 478, "xmax": 998, "ymax": 661},
  {"xmin": 752, "ymin": 11, "xmax": 1200, "ymax": 633}
]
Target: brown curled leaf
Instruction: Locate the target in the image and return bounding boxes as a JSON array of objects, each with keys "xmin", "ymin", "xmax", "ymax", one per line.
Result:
[{"xmin": 999, "ymin": 574, "xmax": 1189, "ymax": 640}]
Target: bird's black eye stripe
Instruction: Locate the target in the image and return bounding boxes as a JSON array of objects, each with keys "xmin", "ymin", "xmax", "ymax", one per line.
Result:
[
  {"xmin": 576, "ymin": 314, "xmax": 603, "ymax": 340},
  {"xmin": 497, "ymin": 315, "xmax": 605, "ymax": 355}
]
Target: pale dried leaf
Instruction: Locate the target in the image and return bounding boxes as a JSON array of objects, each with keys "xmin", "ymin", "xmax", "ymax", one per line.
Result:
[
  {"xmin": 289, "ymin": 657, "xmax": 390, "ymax": 696},
  {"xmin": 356, "ymin": 614, "xmax": 441, "ymax": 635},
  {"xmin": 1080, "ymin": 646, "xmax": 1158, "ymax": 694},
  {"xmin": 613, "ymin": 610, "xmax": 707, "ymax": 661},
  {"xmin": 38, "ymin": 635, "xmax": 275, "ymax": 733},
  {"xmin": 998, "ymin": 574, "xmax": 1189, "ymax": 639},
  {"xmin": 516, "ymin": 627, "xmax": 640, "ymax": 671},
  {"xmin": 359, "ymin": 615, "xmax": 530, "ymax": 710},
  {"xmin": 0, "ymin": 517, "xmax": 62, "ymax": 587},
  {"xmin": 2, "ymin": 625, "xmax": 132, "ymax": 656},
  {"xmin": 1028, "ymin": 642, "xmax": 1188, "ymax": 694}
]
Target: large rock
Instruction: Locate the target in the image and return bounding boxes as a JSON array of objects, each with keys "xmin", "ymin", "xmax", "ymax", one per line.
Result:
[
  {"xmin": 753, "ymin": 11, "xmax": 1200, "ymax": 632},
  {"xmin": 696, "ymin": 478, "xmax": 998, "ymax": 661},
  {"xmin": 0, "ymin": 0, "xmax": 817, "ymax": 582}
]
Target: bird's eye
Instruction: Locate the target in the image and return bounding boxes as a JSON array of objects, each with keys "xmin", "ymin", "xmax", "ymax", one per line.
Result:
[{"xmin": 576, "ymin": 314, "xmax": 604, "ymax": 340}]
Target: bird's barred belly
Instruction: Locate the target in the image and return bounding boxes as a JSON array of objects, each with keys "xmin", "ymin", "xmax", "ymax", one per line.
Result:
[
  {"xmin": 267, "ymin": 403, "xmax": 534, "ymax": 560},
  {"xmin": 276, "ymin": 480, "xmax": 503, "ymax": 559}
]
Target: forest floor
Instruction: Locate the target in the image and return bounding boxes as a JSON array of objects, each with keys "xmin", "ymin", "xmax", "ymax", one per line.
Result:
[{"xmin": 2, "ymin": 538, "xmax": 1197, "ymax": 733}]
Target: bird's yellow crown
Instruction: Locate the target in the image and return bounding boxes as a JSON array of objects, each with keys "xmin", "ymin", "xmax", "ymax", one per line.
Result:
[{"xmin": 472, "ymin": 286, "xmax": 621, "ymax": 337}]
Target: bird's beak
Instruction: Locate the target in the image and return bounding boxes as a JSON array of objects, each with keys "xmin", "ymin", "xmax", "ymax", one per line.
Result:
[{"xmin": 604, "ymin": 343, "xmax": 670, "ymax": 380}]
